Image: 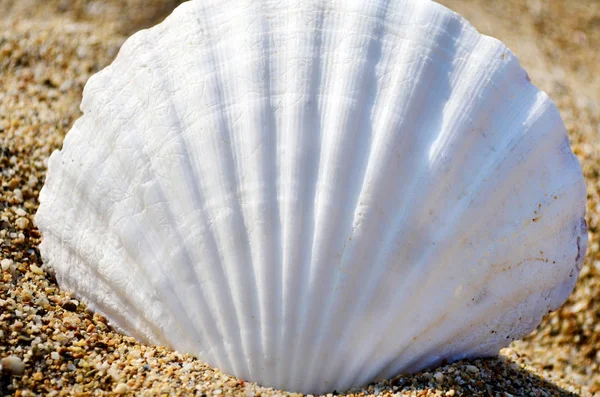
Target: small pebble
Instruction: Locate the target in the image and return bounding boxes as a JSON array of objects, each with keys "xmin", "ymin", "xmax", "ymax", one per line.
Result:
[
  {"xmin": 30, "ymin": 264, "xmax": 44, "ymax": 275},
  {"xmin": 114, "ymin": 383, "xmax": 129, "ymax": 394},
  {"xmin": 1, "ymin": 258, "xmax": 13, "ymax": 271},
  {"xmin": 13, "ymin": 189, "xmax": 23, "ymax": 202},
  {"xmin": 15, "ymin": 217, "xmax": 29, "ymax": 229},
  {"xmin": 61, "ymin": 300, "xmax": 78, "ymax": 312},
  {"xmin": 1, "ymin": 356, "xmax": 25, "ymax": 376}
]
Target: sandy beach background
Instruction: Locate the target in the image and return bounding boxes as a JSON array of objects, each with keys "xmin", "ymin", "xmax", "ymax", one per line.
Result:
[{"xmin": 1, "ymin": 0, "xmax": 599, "ymax": 395}]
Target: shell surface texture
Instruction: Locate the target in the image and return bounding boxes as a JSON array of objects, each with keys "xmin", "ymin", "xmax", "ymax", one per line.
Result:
[{"xmin": 36, "ymin": 0, "xmax": 587, "ymax": 393}]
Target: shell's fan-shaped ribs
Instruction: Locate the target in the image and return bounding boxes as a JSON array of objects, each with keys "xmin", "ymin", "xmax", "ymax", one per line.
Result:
[{"xmin": 36, "ymin": 0, "xmax": 587, "ymax": 393}]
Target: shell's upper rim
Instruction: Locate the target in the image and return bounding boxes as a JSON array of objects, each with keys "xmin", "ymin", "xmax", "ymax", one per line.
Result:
[
  {"xmin": 75, "ymin": 0, "xmax": 564, "ymax": 149},
  {"xmin": 90, "ymin": 0, "xmax": 529, "ymax": 104}
]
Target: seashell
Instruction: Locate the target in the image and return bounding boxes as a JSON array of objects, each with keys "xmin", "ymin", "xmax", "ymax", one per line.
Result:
[{"xmin": 36, "ymin": 0, "xmax": 587, "ymax": 393}]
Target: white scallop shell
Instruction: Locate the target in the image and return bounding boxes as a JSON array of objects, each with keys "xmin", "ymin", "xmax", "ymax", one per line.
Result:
[{"xmin": 36, "ymin": 0, "xmax": 587, "ymax": 393}]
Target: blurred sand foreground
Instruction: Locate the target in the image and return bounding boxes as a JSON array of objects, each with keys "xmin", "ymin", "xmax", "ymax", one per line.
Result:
[{"xmin": 1, "ymin": 0, "xmax": 599, "ymax": 396}]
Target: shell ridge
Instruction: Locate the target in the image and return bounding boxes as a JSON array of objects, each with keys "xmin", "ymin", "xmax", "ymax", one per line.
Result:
[
  {"xmin": 74, "ymin": 111, "xmax": 210, "ymax": 356},
  {"xmin": 333, "ymin": 16, "xmax": 527, "ymax": 386},
  {"xmin": 322, "ymin": 5, "xmax": 472, "ymax": 389},
  {"xmin": 342, "ymin": 96, "xmax": 540, "ymax": 384},
  {"xmin": 302, "ymin": 0, "xmax": 393, "ymax": 389},
  {"xmin": 133, "ymin": 6, "xmax": 250, "ymax": 371},
  {"xmin": 39, "ymin": 47, "xmax": 207, "ymax": 354},
  {"xmin": 372, "ymin": 198, "xmax": 580, "ymax": 380},
  {"xmin": 346, "ymin": 93, "xmax": 574, "ymax": 384},
  {"xmin": 274, "ymin": 0, "xmax": 294, "ymax": 386},
  {"xmin": 288, "ymin": 1, "xmax": 394, "ymax": 389},
  {"xmin": 279, "ymin": 0, "xmax": 327, "ymax": 388},
  {"xmin": 108, "ymin": 0, "xmax": 283, "ymax": 375},
  {"xmin": 272, "ymin": 0, "xmax": 305, "ymax": 386},
  {"xmin": 382, "ymin": 220, "xmax": 584, "ymax": 379},
  {"xmin": 218, "ymin": 0, "xmax": 285, "ymax": 382},
  {"xmin": 134, "ymin": 7, "xmax": 250, "ymax": 374},
  {"xmin": 111, "ymin": 49, "xmax": 229, "ymax": 367},
  {"xmin": 40, "ymin": 231, "xmax": 165, "ymax": 346},
  {"xmin": 283, "ymin": 1, "xmax": 336, "ymax": 389},
  {"xmin": 45, "ymin": 101, "xmax": 203, "ymax": 352},
  {"xmin": 184, "ymin": 1, "xmax": 263, "ymax": 379},
  {"xmin": 311, "ymin": 1, "xmax": 463, "ymax": 388},
  {"xmin": 37, "ymin": 162, "xmax": 182, "ymax": 347},
  {"xmin": 62, "ymin": 17, "xmax": 232, "ymax": 366},
  {"xmin": 149, "ymin": 11, "xmax": 248, "ymax": 372},
  {"xmin": 377, "ymin": 280, "xmax": 548, "ymax": 381},
  {"xmin": 255, "ymin": 2, "xmax": 284, "ymax": 382}
]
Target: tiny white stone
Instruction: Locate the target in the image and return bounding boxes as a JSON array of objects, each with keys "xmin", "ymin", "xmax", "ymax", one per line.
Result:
[
  {"xmin": 114, "ymin": 383, "xmax": 129, "ymax": 394},
  {"xmin": 108, "ymin": 366, "xmax": 120, "ymax": 381},
  {"xmin": 15, "ymin": 217, "xmax": 29, "ymax": 230},
  {"xmin": 1, "ymin": 259, "xmax": 13, "ymax": 271},
  {"xmin": 28, "ymin": 175, "xmax": 39, "ymax": 187},
  {"xmin": 30, "ymin": 264, "xmax": 44, "ymax": 275},
  {"xmin": 13, "ymin": 189, "xmax": 23, "ymax": 202},
  {"xmin": 1, "ymin": 356, "xmax": 25, "ymax": 376}
]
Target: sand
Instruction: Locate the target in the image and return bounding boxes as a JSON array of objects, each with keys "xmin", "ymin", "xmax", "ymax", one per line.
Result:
[{"xmin": 1, "ymin": 0, "xmax": 599, "ymax": 396}]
